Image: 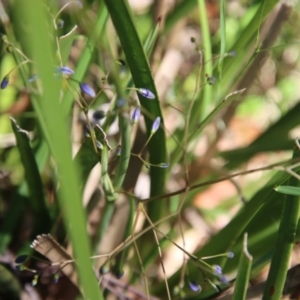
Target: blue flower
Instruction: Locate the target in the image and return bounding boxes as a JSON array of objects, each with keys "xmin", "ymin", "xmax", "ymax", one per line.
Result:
[
  {"xmin": 57, "ymin": 19, "xmax": 64, "ymax": 28},
  {"xmin": 205, "ymin": 74, "xmax": 216, "ymax": 86},
  {"xmin": 212, "ymin": 265, "xmax": 222, "ymax": 275},
  {"xmin": 80, "ymin": 83, "xmax": 96, "ymax": 98},
  {"xmin": 158, "ymin": 163, "xmax": 169, "ymax": 168},
  {"xmin": 132, "ymin": 107, "xmax": 141, "ymax": 124},
  {"xmin": 227, "ymin": 251, "xmax": 234, "ymax": 259},
  {"xmin": 28, "ymin": 74, "xmax": 40, "ymax": 83},
  {"xmin": 219, "ymin": 274, "xmax": 229, "ymax": 284},
  {"xmin": 188, "ymin": 281, "xmax": 201, "ymax": 293},
  {"xmin": 138, "ymin": 88, "xmax": 155, "ymax": 99},
  {"xmin": 92, "ymin": 110, "xmax": 105, "ymax": 120},
  {"xmin": 0, "ymin": 77, "xmax": 9, "ymax": 89},
  {"xmin": 151, "ymin": 117, "xmax": 160, "ymax": 133},
  {"xmin": 55, "ymin": 66, "xmax": 74, "ymax": 75}
]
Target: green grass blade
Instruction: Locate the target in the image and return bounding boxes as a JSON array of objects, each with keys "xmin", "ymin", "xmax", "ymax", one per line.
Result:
[
  {"xmin": 197, "ymin": 0, "xmax": 213, "ymax": 120},
  {"xmin": 10, "ymin": 118, "xmax": 51, "ymax": 232},
  {"xmin": 13, "ymin": 1, "xmax": 103, "ymax": 298},
  {"xmin": 232, "ymin": 233, "xmax": 253, "ymax": 300},
  {"xmin": 275, "ymin": 185, "xmax": 300, "ymax": 196},
  {"xmin": 262, "ymin": 141, "xmax": 300, "ymax": 300},
  {"xmin": 113, "ymin": 109, "xmax": 131, "ymax": 190},
  {"xmin": 112, "ymin": 197, "xmax": 135, "ymax": 277},
  {"xmin": 59, "ymin": 25, "xmax": 77, "ymax": 65},
  {"xmin": 103, "ymin": 0, "xmax": 167, "ymax": 221},
  {"xmin": 218, "ymin": 0, "xmax": 226, "ymax": 78}
]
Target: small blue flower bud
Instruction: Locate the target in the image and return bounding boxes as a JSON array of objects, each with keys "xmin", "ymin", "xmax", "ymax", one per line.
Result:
[
  {"xmin": 115, "ymin": 270, "xmax": 124, "ymax": 279},
  {"xmin": 55, "ymin": 66, "xmax": 74, "ymax": 75},
  {"xmin": 151, "ymin": 117, "xmax": 161, "ymax": 133},
  {"xmin": 205, "ymin": 74, "xmax": 216, "ymax": 85},
  {"xmin": 212, "ymin": 265, "xmax": 222, "ymax": 275},
  {"xmin": 53, "ymin": 274, "xmax": 59, "ymax": 283},
  {"xmin": 117, "ymin": 147, "xmax": 121, "ymax": 156},
  {"xmin": 116, "ymin": 98, "xmax": 126, "ymax": 107},
  {"xmin": 96, "ymin": 141, "xmax": 103, "ymax": 149},
  {"xmin": 229, "ymin": 50, "xmax": 237, "ymax": 57},
  {"xmin": 28, "ymin": 74, "xmax": 39, "ymax": 83},
  {"xmin": 1, "ymin": 77, "xmax": 9, "ymax": 89},
  {"xmin": 188, "ymin": 281, "xmax": 201, "ymax": 293},
  {"xmin": 132, "ymin": 107, "xmax": 141, "ymax": 124},
  {"xmin": 219, "ymin": 274, "xmax": 229, "ymax": 284},
  {"xmin": 15, "ymin": 255, "xmax": 29, "ymax": 264},
  {"xmin": 158, "ymin": 163, "xmax": 169, "ymax": 168},
  {"xmin": 138, "ymin": 88, "xmax": 155, "ymax": 99},
  {"xmin": 227, "ymin": 251, "xmax": 234, "ymax": 259},
  {"xmin": 80, "ymin": 83, "xmax": 96, "ymax": 98},
  {"xmin": 57, "ymin": 19, "xmax": 64, "ymax": 28},
  {"xmin": 92, "ymin": 110, "xmax": 105, "ymax": 120}
]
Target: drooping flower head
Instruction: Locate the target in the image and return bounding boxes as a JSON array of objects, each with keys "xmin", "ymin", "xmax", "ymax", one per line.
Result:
[
  {"xmin": 151, "ymin": 116, "xmax": 161, "ymax": 133},
  {"xmin": 188, "ymin": 281, "xmax": 202, "ymax": 293},
  {"xmin": 138, "ymin": 88, "xmax": 155, "ymax": 99},
  {"xmin": 55, "ymin": 66, "xmax": 74, "ymax": 75},
  {"xmin": 132, "ymin": 107, "xmax": 141, "ymax": 124},
  {"xmin": 0, "ymin": 77, "xmax": 9, "ymax": 89},
  {"xmin": 80, "ymin": 83, "xmax": 96, "ymax": 98}
]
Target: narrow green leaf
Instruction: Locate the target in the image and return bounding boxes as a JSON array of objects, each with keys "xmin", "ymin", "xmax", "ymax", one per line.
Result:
[
  {"xmin": 262, "ymin": 140, "xmax": 300, "ymax": 300},
  {"xmin": 218, "ymin": 0, "xmax": 226, "ymax": 77},
  {"xmin": 10, "ymin": 118, "xmax": 51, "ymax": 232},
  {"xmin": 59, "ymin": 25, "xmax": 77, "ymax": 65},
  {"xmin": 232, "ymin": 233, "xmax": 253, "ymax": 300},
  {"xmin": 103, "ymin": 0, "xmax": 167, "ymax": 221},
  {"xmin": 13, "ymin": 1, "xmax": 103, "ymax": 298},
  {"xmin": 275, "ymin": 185, "xmax": 300, "ymax": 196},
  {"xmin": 197, "ymin": 0, "xmax": 213, "ymax": 120}
]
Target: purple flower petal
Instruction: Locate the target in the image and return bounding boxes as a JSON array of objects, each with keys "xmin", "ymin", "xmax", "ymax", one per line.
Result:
[
  {"xmin": 188, "ymin": 281, "xmax": 201, "ymax": 293},
  {"xmin": 212, "ymin": 265, "xmax": 222, "ymax": 275},
  {"xmin": 80, "ymin": 83, "xmax": 96, "ymax": 98},
  {"xmin": 219, "ymin": 274, "xmax": 229, "ymax": 284},
  {"xmin": 1, "ymin": 77, "xmax": 9, "ymax": 89},
  {"xmin": 132, "ymin": 107, "xmax": 141, "ymax": 124},
  {"xmin": 138, "ymin": 88, "xmax": 155, "ymax": 99},
  {"xmin": 55, "ymin": 66, "xmax": 74, "ymax": 75},
  {"xmin": 151, "ymin": 117, "xmax": 160, "ymax": 133}
]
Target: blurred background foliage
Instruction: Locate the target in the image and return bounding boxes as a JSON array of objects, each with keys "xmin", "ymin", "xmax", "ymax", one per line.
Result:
[{"xmin": 1, "ymin": 0, "xmax": 300, "ymax": 299}]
